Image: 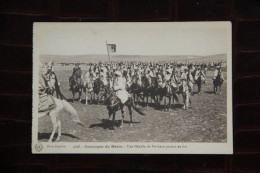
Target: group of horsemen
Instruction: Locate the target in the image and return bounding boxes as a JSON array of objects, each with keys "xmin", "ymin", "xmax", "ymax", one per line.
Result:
[{"xmin": 39, "ymin": 61, "xmax": 224, "ymax": 112}]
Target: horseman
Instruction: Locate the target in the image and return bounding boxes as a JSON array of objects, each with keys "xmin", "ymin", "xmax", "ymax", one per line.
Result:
[
  {"xmin": 72, "ymin": 63, "xmax": 84, "ymax": 86},
  {"xmin": 100, "ymin": 66, "xmax": 108, "ymax": 87},
  {"xmin": 40, "ymin": 61, "xmax": 58, "ymax": 94},
  {"xmin": 213, "ymin": 65, "xmax": 224, "ymax": 81},
  {"xmin": 123, "ymin": 69, "xmax": 131, "ymax": 90},
  {"xmin": 164, "ymin": 68, "xmax": 178, "ymax": 90},
  {"xmin": 157, "ymin": 72, "xmax": 165, "ymax": 89},
  {"xmin": 113, "ymin": 71, "xmax": 129, "ymax": 105},
  {"xmin": 134, "ymin": 68, "xmax": 142, "ymax": 86},
  {"xmin": 38, "ymin": 64, "xmax": 56, "ymax": 112},
  {"xmin": 84, "ymin": 68, "xmax": 94, "ymax": 92},
  {"xmin": 194, "ymin": 66, "xmax": 205, "ymax": 81}
]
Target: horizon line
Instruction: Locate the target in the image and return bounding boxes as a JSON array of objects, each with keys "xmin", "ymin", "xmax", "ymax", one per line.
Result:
[{"xmin": 41, "ymin": 53, "xmax": 227, "ymax": 57}]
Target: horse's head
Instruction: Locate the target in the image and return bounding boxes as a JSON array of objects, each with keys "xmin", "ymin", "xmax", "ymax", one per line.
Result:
[{"xmin": 103, "ymin": 89, "xmax": 116, "ymax": 105}]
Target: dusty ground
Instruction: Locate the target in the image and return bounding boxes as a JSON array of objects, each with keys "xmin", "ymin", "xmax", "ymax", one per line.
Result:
[{"xmin": 38, "ymin": 67, "xmax": 227, "ymax": 143}]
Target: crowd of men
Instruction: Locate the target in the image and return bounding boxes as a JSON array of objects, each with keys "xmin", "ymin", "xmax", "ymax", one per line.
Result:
[
  {"xmin": 39, "ymin": 60, "xmax": 225, "ymax": 112},
  {"xmin": 69, "ymin": 61, "xmax": 224, "ymax": 108}
]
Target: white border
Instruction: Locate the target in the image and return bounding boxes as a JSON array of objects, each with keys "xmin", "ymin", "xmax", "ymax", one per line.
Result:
[{"xmin": 32, "ymin": 22, "xmax": 233, "ymax": 154}]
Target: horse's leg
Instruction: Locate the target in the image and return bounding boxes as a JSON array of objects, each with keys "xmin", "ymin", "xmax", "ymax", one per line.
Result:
[
  {"xmin": 168, "ymin": 96, "xmax": 171, "ymax": 111},
  {"xmin": 182, "ymin": 93, "xmax": 186, "ymax": 110},
  {"xmin": 108, "ymin": 110, "xmax": 112, "ymax": 120},
  {"xmin": 112, "ymin": 112, "xmax": 116, "ymax": 130},
  {"xmin": 85, "ymin": 90, "xmax": 88, "ymax": 105},
  {"xmin": 78, "ymin": 88, "xmax": 82, "ymax": 102},
  {"xmin": 144, "ymin": 94, "xmax": 146, "ymax": 106},
  {"xmin": 128, "ymin": 105, "xmax": 133, "ymax": 127},
  {"xmin": 90, "ymin": 92, "xmax": 93, "ymax": 104},
  {"xmin": 173, "ymin": 93, "xmax": 179, "ymax": 104},
  {"xmin": 136, "ymin": 94, "xmax": 139, "ymax": 106},
  {"xmin": 219, "ymin": 85, "xmax": 222, "ymax": 95},
  {"xmin": 189, "ymin": 92, "xmax": 192, "ymax": 105},
  {"xmin": 164, "ymin": 96, "xmax": 167, "ymax": 111},
  {"xmin": 48, "ymin": 112, "xmax": 58, "ymax": 142},
  {"xmin": 120, "ymin": 105, "xmax": 125, "ymax": 128},
  {"xmin": 158, "ymin": 94, "xmax": 162, "ymax": 109},
  {"xmin": 55, "ymin": 120, "xmax": 62, "ymax": 142},
  {"xmin": 198, "ymin": 82, "xmax": 201, "ymax": 94},
  {"xmin": 146, "ymin": 95, "xmax": 149, "ymax": 107},
  {"xmin": 97, "ymin": 93, "xmax": 99, "ymax": 105},
  {"xmin": 186, "ymin": 91, "xmax": 190, "ymax": 109},
  {"xmin": 213, "ymin": 82, "xmax": 217, "ymax": 94}
]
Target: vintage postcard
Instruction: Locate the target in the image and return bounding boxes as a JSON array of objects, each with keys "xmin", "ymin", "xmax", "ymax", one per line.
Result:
[{"xmin": 32, "ymin": 22, "xmax": 233, "ymax": 154}]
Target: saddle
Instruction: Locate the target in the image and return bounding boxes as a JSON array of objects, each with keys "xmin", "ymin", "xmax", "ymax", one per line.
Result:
[{"xmin": 38, "ymin": 94, "xmax": 56, "ymax": 112}]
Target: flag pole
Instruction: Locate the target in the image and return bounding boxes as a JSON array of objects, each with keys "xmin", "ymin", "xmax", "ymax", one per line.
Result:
[{"xmin": 106, "ymin": 41, "xmax": 111, "ymax": 63}]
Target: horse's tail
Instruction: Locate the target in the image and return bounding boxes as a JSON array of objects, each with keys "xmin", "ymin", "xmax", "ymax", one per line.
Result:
[
  {"xmin": 54, "ymin": 74, "xmax": 67, "ymax": 100},
  {"xmin": 130, "ymin": 96, "xmax": 145, "ymax": 115},
  {"xmin": 61, "ymin": 100, "xmax": 85, "ymax": 127}
]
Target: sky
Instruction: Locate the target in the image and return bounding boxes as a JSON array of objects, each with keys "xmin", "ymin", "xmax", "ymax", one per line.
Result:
[{"xmin": 34, "ymin": 22, "xmax": 231, "ymax": 56}]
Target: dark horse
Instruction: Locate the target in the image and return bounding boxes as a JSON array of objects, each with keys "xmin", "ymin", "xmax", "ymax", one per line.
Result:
[
  {"xmin": 213, "ymin": 72, "xmax": 224, "ymax": 94},
  {"xmin": 157, "ymin": 73, "xmax": 180, "ymax": 111},
  {"xmin": 130, "ymin": 75, "xmax": 143, "ymax": 105},
  {"xmin": 93, "ymin": 78, "xmax": 108, "ymax": 104},
  {"xmin": 69, "ymin": 70, "xmax": 83, "ymax": 102},
  {"xmin": 103, "ymin": 89, "xmax": 145, "ymax": 130},
  {"xmin": 158, "ymin": 82, "xmax": 179, "ymax": 111},
  {"xmin": 142, "ymin": 76, "xmax": 159, "ymax": 107}
]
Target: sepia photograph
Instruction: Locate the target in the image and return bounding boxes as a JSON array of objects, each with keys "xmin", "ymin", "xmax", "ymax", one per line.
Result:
[{"xmin": 32, "ymin": 22, "xmax": 232, "ymax": 154}]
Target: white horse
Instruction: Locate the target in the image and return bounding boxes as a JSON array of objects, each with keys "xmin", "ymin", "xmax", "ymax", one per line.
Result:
[{"xmin": 38, "ymin": 97, "xmax": 84, "ymax": 142}]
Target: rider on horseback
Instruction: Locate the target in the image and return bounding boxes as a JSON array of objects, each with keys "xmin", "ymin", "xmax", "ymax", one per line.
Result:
[
  {"xmin": 38, "ymin": 64, "xmax": 56, "ymax": 112},
  {"xmin": 194, "ymin": 66, "xmax": 205, "ymax": 81},
  {"xmin": 100, "ymin": 66, "xmax": 108, "ymax": 87},
  {"xmin": 113, "ymin": 71, "xmax": 130, "ymax": 105},
  {"xmin": 41, "ymin": 61, "xmax": 56, "ymax": 93},
  {"xmin": 213, "ymin": 65, "xmax": 224, "ymax": 81},
  {"xmin": 123, "ymin": 69, "xmax": 131, "ymax": 90},
  {"xmin": 72, "ymin": 63, "xmax": 84, "ymax": 87},
  {"xmin": 164, "ymin": 68, "xmax": 178, "ymax": 90}
]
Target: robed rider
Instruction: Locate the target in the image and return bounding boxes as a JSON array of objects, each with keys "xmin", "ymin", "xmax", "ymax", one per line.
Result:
[
  {"xmin": 113, "ymin": 71, "xmax": 129, "ymax": 105},
  {"xmin": 213, "ymin": 65, "xmax": 224, "ymax": 81}
]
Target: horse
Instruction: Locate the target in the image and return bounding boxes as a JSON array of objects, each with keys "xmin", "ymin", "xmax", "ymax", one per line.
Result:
[
  {"xmin": 103, "ymin": 89, "xmax": 145, "ymax": 130},
  {"xmin": 157, "ymin": 81, "xmax": 179, "ymax": 111},
  {"xmin": 69, "ymin": 75, "xmax": 84, "ymax": 102},
  {"xmin": 93, "ymin": 78, "xmax": 107, "ymax": 104},
  {"xmin": 130, "ymin": 74, "xmax": 143, "ymax": 105},
  {"xmin": 142, "ymin": 76, "xmax": 159, "ymax": 107},
  {"xmin": 157, "ymin": 72, "xmax": 180, "ymax": 111},
  {"xmin": 213, "ymin": 72, "xmax": 224, "ymax": 94},
  {"xmin": 38, "ymin": 96, "xmax": 84, "ymax": 142}
]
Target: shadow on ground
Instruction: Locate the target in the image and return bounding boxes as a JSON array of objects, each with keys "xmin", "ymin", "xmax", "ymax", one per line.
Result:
[
  {"xmin": 89, "ymin": 118, "xmax": 141, "ymax": 130},
  {"xmin": 38, "ymin": 132, "xmax": 80, "ymax": 141}
]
